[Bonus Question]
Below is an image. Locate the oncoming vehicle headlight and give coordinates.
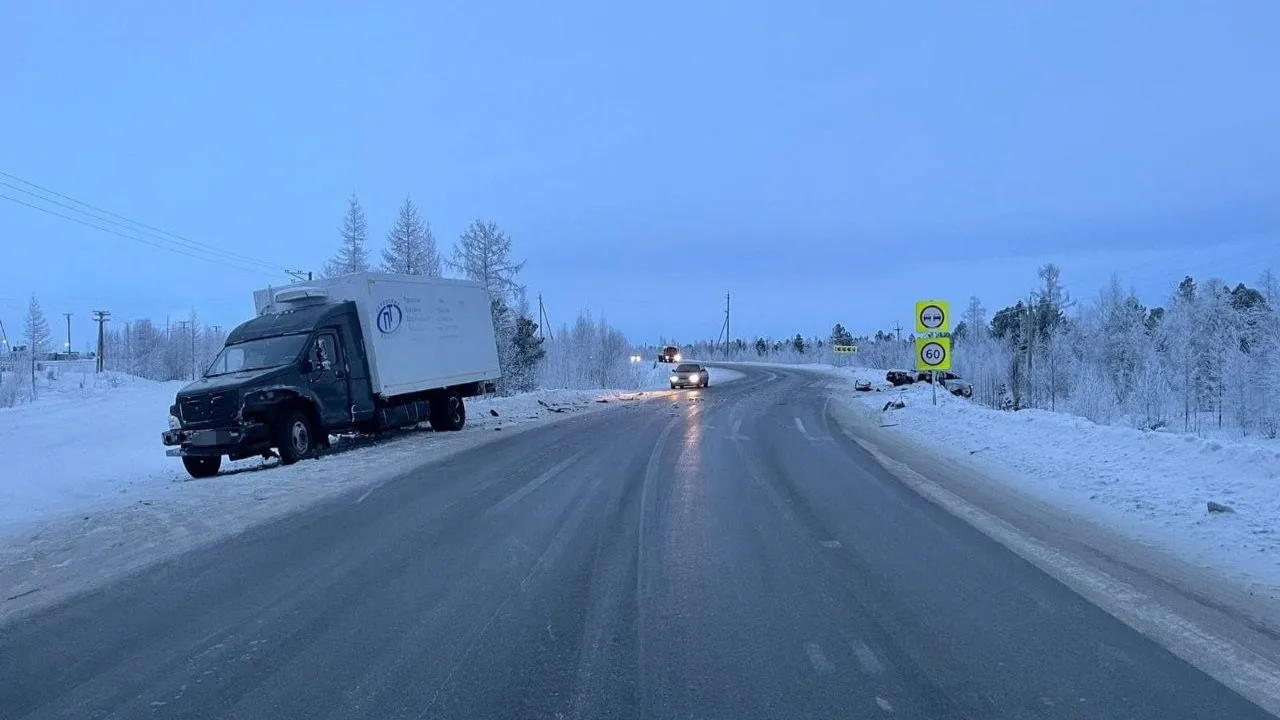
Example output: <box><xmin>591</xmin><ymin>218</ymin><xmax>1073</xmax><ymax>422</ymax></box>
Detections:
<box><xmin>673</xmin><ymin>354</ymin><xmax>682</xmax><ymax>362</ymax></box>
<box><xmin>670</xmin><ymin>375</ymin><xmax>680</xmax><ymax>383</ymax></box>
<box><xmin>168</xmin><ymin>414</ymin><xmax>182</xmax><ymax>429</ymax></box>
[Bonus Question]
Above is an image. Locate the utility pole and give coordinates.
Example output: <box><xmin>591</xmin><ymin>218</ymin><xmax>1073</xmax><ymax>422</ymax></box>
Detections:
<box><xmin>178</xmin><ymin>320</ymin><xmax>194</xmax><ymax>380</ymax></box>
<box><xmin>0</xmin><ymin>318</ymin><xmax>8</xmax><ymax>353</ymax></box>
<box><xmin>716</xmin><ymin>292</ymin><xmax>730</xmax><ymax>356</ymax></box>
<box><xmin>62</xmin><ymin>313</ymin><xmax>72</xmax><ymax>357</ymax></box>
<box><xmin>92</xmin><ymin>310</ymin><xmax>110</xmax><ymax>372</ymax></box>
<box><xmin>538</xmin><ymin>293</ymin><xmax>554</xmax><ymax>341</ymax></box>
<box><xmin>286</xmin><ymin>269</ymin><xmax>313</xmax><ymax>282</ymax></box>
<box><xmin>894</xmin><ymin>322</ymin><xmax>902</xmax><ymax>343</ymax></box>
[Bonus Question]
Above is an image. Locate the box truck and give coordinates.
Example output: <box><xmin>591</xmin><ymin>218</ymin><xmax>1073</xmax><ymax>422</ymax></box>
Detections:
<box><xmin>161</xmin><ymin>272</ymin><xmax>501</xmax><ymax>479</ymax></box>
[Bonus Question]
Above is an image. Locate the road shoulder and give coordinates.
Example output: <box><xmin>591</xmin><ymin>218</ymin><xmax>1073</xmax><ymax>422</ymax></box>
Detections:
<box><xmin>824</xmin><ymin>387</ymin><xmax>1280</xmax><ymax>716</ymax></box>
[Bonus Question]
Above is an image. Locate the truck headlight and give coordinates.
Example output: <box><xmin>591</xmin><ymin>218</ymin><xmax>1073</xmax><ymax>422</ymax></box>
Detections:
<box><xmin>673</xmin><ymin>354</ymin><xmax>682</xmax><ymax>362</ymax></box>
<box><xmin>168</xmin><ymin>414</ymin><xmax>182</xmax><ymax>429</ymax></box>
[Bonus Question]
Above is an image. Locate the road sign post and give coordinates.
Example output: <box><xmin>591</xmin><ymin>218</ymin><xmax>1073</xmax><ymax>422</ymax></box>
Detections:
<box><xmin>914</xmin><ymin>335</ymin><xmax>951</xmax><ymax>407</ymax></box>
<box><xmin>915</xmin><ymin>300</ymin><xmax>952</xmax><ymax>405</ymax></box>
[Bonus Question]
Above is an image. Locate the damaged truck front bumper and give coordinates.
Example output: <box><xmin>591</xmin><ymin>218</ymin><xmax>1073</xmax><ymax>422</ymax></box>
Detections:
<box><xmin>161</xmin><ymin>422</ymin><xmax>270</xmax><ymax>459</ymax></box>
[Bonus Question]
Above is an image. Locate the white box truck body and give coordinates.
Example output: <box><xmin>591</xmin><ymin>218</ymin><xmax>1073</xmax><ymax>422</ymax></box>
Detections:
<box><xmin>253</xmin><ymin>272</ymin><xmax>502</xmax><ymax>398</ymax></box>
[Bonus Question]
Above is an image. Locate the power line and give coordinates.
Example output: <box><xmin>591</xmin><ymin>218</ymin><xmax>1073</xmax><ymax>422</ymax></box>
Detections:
<box><xmin>0</xmin><ymin>180</ymin><xmax>283</xmax><ymax>273</ymax></box>
<box><xmin>0</xmin><ymin>192</ymin><xmax>280</xmax><ymax>278</ymax></box>
<box><xmin>0</xmin><ymin>170</ymin><xmax>287</xmax><ymax>273</ymax></box>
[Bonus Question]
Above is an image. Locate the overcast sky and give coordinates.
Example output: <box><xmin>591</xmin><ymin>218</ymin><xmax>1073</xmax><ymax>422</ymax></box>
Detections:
<box><xmin>3</xmin><ymin>1</ymin><xmax>1278</xmax><ymax>347</ymax></box>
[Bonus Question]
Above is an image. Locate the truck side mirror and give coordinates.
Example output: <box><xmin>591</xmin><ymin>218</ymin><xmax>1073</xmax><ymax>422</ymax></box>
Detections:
<box><xmin>299</xmin><ymin>359</ymin><xmax>314</xmax><ymax>374</ymax></box>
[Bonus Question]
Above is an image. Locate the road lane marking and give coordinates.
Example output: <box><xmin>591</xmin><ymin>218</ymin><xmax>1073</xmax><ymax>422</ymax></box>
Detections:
<box><xmin>489</xmin><ymin>450</ymin><xmax>588</xmax><ymax>514</ymax></box>
<box><xmin>804</xmin><ymin>642</ymin><xmax>834</xmax><ymax>674</ymax></box>
<box><xmin>820</xmin><ymin>540</ymin><xmax>842</xmax><ymax>548</ymax></box>
<box><xmin>875</xmin><ymin>696</ymin><xmax>894</xmax><ymax>712</ymax></box>
<box><xmin>794</xmin><ymin>417</ymin><xmax>812</xmax><ymax>439</ymax></box>
<box><xmin>727</xmin><ymin>419</ymin><xmax>751</xmax><ymax>441</ymax></box>
<box><xmin>850</xmin><ymin>639</ymin><xmax>884</xmax><ymax>675</ymax></box>
<box><xmin>794</xmin><ymin>417</ymin><xmax>831</xmax><ymax>442</ymax></box>
<box><xmin>354</xmin><ymin>488</ymin><xmax>374</xmax><ymax>505</ymax></box>
<box><xmin>855</xmin><ymin>438</ymin><xmax>1280</xmax><ymax>718</ymax></box>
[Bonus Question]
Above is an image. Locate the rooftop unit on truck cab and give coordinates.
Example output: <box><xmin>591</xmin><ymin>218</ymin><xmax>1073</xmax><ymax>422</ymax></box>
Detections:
<box><xmin>162</xmin><ymin>272</ymin><xmax>502</xmax><ymax>479</ymax></box>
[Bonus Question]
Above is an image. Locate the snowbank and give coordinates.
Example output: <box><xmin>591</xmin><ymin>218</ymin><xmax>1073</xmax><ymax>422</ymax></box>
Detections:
<box><xmin>0</xmin><ymin>374</ymin><xmax>656</xmax><ymax>620</ymax></box>
<box><xmin>829</xmin><ymin>370</ymin><xmax>1280</xmax><ymax>592</ymax></box>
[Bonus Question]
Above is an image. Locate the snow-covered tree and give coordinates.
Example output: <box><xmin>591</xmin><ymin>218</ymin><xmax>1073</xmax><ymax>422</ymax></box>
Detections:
<box><xmin>447</xmin><ymin>220</ymin><xmax>531</xmax><ymax>391</ymax></box>
<box><xmin>507</xmin><ymin>315</ymin><xmax>545</xmax><ymax>393</ymax></box>
<box><xmin>830</xmin><ymin>323</ymin><xmax>853</xmax><ymax>346</ymax></box>
<box><xmin>447</xmin><ymin>220</ymin><xmax>525</xmax><ymax>300</ymax></box>
<box><xmin>325</xmin><ymin>194</ymin><xmax>371</xmax><ymax>277</ymax></box>
<box><xmin>23</xmin><ymin>294</ymin><xmax>52</xmax><ymax>398</ymax></box>
<box><xmin>381</xmin><ymin>196</ymin><xmax>441</xmax><ymax>276</ymax></box>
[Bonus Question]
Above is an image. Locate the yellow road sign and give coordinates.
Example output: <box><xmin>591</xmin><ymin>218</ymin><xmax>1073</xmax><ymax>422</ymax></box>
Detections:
<box><xmin>915</xmin><ymin>301</ymin><xmax>950</xmax><ymax>334</ymax></box>
<box><xmin>915</xmin><ymin>337</ymin><xmax>951</xmax><ymax>371</ymax></box>
<box><xmin>833</xmin><ymin>344</ymin><xmax>858</xmax><ymax>354</ymax></box>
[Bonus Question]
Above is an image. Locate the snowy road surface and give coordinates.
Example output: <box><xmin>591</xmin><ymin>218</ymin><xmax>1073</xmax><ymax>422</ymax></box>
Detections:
<box><xmin>2</xmin><ymin>366</ymin><xmax>1273</xmax><ymax>719</ymax></box>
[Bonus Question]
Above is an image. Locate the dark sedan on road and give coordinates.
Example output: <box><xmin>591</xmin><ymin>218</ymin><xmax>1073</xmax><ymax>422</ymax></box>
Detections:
<box><xmin>669</xmin><ymin>363</ymin><xmax>709</xmax><ymax>389</ymax></box>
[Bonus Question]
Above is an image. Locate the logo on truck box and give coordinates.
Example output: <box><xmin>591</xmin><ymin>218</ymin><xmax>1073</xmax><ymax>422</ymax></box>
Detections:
<box><xmin>376</xmin><ymin>300</ymin><xmax>404</xmax><ymax>336</ymax></box>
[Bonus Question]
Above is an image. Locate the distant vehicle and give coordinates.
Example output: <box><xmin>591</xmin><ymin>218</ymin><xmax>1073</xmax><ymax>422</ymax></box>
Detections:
<box><xmin>669</xmin><ymin>363</ymin><xmax>710</xmax><ymax>389</ymax></box>
<box><xmin>161</xmin><ymin>272</ymin><xmax>501</xmax><ymax>479</ymax></box>
<box><xmin>886</xmin><ymin>370</ymin><xmax>915</xmax><ymax>386</ymax></box>
<box><xmin>658</xmin><ymin>345</ymin><xmax>682</xmax><ymax>363</ymax></box>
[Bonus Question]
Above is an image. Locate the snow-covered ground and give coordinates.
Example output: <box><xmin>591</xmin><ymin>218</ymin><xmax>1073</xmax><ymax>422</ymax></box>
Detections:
<box><xmin>819</xmin><ymin>366</ymin><xmax>1280</xmax><ymax>593</ymax></box>
<box><xmin>0</xmin><ymin>368</ymin><xmax>693</xmax><ymax>620</ymax></box>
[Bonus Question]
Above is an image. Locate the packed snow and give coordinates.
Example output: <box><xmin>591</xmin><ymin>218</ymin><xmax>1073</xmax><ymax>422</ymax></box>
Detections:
<box><xmin>819</xmin><ymin>366</ymin><xmax>1280</xmax><ymax>593</ymax></box>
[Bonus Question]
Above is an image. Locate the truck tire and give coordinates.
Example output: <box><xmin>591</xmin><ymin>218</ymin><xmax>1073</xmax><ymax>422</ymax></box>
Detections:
<box><xmin>429</xmin><ymin>391</ymin><xmax>466</xmax><ymax>432</ymax></box>
<box><xmin>275</xmin><ymin>409</ymin><xmax>314</xmax><ymax>465</ymax></box>
<box><xmin>182</xmin><ymin>455</ymin><xmax>221</xmax><ymax>479</ymax></box>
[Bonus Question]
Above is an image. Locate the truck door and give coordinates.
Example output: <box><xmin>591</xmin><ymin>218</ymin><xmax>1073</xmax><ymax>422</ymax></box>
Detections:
<box><xmin>307</xmin><ymin>331</ymin><xmax>351</xmax><ymax>428</ymax></box>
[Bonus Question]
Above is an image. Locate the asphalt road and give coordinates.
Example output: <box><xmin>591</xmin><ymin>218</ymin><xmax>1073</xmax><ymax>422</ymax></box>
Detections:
<box><xmin>1</xmin><ymin>366</ymin><xmax>1271</xmax><ymax>719</ymax></box>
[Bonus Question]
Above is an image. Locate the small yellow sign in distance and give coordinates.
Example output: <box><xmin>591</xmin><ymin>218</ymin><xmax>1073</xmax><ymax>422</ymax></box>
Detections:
<box><xmin>915</xmin><ymin>300</ymin><xmax>950</xmax><ymax>334</ymax></box>
<box><xmin>915</xmin><ymin>337</ymin><xmax>951</xmax><ymax>371</ymax></box>
<box><xmin>833</xmin><ymin>344</ymin><xmax>858</xmax><ymax>354</ymax></box>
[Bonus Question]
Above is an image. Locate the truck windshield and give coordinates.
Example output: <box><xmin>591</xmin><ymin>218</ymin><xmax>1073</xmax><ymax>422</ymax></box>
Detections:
<box><xmin>205</xmin><ymin>334</ymin><xmax>309</xmax><ymax>377</ymax></box>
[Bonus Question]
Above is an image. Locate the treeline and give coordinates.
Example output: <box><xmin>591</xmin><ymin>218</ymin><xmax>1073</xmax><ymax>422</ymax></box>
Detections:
<box><xmin>321</xmin><ymin>195</ymin><xmax>646</xmax><ymax>394</ymax></box>
<box><xmin>952</xmin><ymin>266</ymin><xmax>1280</xmax><ymax>437</ymax></box>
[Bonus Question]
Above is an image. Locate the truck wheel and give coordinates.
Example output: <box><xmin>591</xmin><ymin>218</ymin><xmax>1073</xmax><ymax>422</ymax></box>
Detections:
<box><xmin>275</xmin><ymin>409</ymin><xmax>314</xmax><ymax>465</ymax></box>
<box><xmin>182</xmin><ymin>455</ymin><xmax>221</xmax><ymax>479</ymax></box>
<box><xmin>429</xmin><ymin>391</ymin><xmax>466</xmax><ymax>432</ymax></box>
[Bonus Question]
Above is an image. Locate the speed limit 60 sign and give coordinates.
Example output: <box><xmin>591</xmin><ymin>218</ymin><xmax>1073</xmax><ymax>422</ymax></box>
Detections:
<box><xmin>915</xmin><ymin>301</ymin><xmax>950</xmax><ymax>334</ymax></box>
<box><xmin>915</xmin><ymin>337</ymin><xmax>951</xmax><ymax>371</ymax></box>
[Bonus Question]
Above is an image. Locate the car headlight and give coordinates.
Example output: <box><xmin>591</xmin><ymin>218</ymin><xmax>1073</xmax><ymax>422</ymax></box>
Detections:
<box><xmin>670</xmin><ymin>375</ymin><xmax>680</xmax><ymax>383</ymax></box>
<box><xmin>168</xmin><ymin>414</ymin><xmax>182</xmax><ymax>429</ymax></box>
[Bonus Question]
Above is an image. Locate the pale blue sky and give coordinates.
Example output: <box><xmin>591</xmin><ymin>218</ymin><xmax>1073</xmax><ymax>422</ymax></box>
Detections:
<box><xmin>3</xmin><ymin>1</ymin><xmax>1278</xmax><ymax>346</ymax></box>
